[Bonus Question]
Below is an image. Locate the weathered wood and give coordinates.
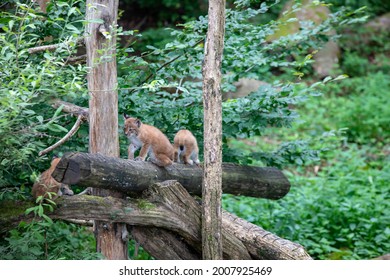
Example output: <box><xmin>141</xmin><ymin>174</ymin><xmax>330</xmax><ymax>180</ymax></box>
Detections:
<box><xmin>85</xmin><ymin>0</ymin><xmax>127</xmax><ymax>260</ymax></box>
<box><xmin>130</xmin><ymin>227</ymin><xmax>200</xmax><ymax>260</ymax></box>
<box><xmin>202</xmin><ymin>0</ymin><xmax>226</xmax><ymax>260</ymax></box>
<box><xmin>143</xmin><ymin>181</ymin><xmax>251</xmax><ymax>260</ymax></box>
<box><xmin>222</xmin><ymin>211</ymin><xmax>312</xmax><ymax>260</ymax></box>
<box><xmin>0</xmin><ymin>181</ymin><xmax>310</xmax><ymax>259</ymax></box>
<box><xmin>52</xmin><ymin>152</ymin><xmax>291</xmax><ymax>199</ymax></box>
<box><xmin>51</xmin><ymin>99</ymin><xmax>88</xmax><ymax>121</ymax></box>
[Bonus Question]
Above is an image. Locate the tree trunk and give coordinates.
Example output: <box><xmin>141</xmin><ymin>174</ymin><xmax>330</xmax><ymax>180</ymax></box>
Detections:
<box><xmin>36</xmin><ymin>0</ymin><xmax>50</xmax><ymax>13</ymax></box>
<box><xmin>0</xmin><ymin>181</ymin><xmax>312</xmax><ymax>260</ymax></box>
<box><xmin>202</xmin><ymin>0</ymin><xmax>226</xmax><ymax>260</ymax></box>
<box><xmin>85</xmin><ymin>0</ymin><xmax>127</xmax><ymax>259</ymax></box>
<box><xmin>52</xmin><ymin>152</ymin><xmax>291</xmax><ymax>199</ymax></box>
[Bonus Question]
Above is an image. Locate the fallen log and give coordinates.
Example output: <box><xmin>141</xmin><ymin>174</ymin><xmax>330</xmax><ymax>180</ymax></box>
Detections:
<box><xmin>52</xmin><ymin>152</ymin><xmax>290</xmax><ymax>199</ymax></box>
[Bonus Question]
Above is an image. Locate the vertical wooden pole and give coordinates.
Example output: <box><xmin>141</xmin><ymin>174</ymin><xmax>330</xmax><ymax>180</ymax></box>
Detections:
<box><xmin>202</xmin><ymin>0</ymin><xmax>226</xmax><ymax>260</ymax></box>
<box><xmin>85</xmin><ymin>0</ymin><xmax>128</xmax><ymax>259</ymax></box>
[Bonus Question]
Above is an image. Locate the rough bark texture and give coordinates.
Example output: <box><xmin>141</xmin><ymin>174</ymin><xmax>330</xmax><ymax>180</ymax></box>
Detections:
<box><xmin>36</xmin><ymin>0</ymin><xmax>50</xmax><ymax>13</ymax></box>
<box><xmin>202</xmin><ymin>0</ymin><xmax>226</xmax><ymax>260</ymax></box>
<box><xmin>52</xmin><ymin>152</ymin><xmax>291</xmax><ymax>199</ymax></box>
<box><xmin>85</xmin><ymin>0</ymin><xmax>127</xmax><ymax>260</ymax></box>
<box><xmin>0</xmin><ymin>181</ymin><xmax>312</xmax><ymax>260</ymax></box>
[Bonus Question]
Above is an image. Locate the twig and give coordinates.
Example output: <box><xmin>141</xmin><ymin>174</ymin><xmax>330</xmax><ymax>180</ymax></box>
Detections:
<box><xmin>51</xmin><ymin>99</ymin><xmax>89</xmax><ymax>121</ymax></box>
<box><xmin>64</xmin><ymin>219</ymin><xmax>93</xmax><ymax>227</ymax></box>
<box><xmin>28</xmin><ymin>37</ymin><xmax>84</xmax><ymax>54</ymax></box>
<box><xmin>65</xmin><ymin>54</ymin><xmax>87</xmax><ymax>65</ymax></box>
<box><xmin>38</xmin><ymin>115</ymin><xmax>84</xmax><ymax>156</ymax></box>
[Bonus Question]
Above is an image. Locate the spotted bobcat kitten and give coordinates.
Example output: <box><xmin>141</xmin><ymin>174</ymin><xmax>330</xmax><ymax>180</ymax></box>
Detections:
<box><xmin>173</xmin><ymin>129</ymin><xmax>200</xmax><ymax>165</ymax></box>
<box><xmin>123</xmin><ymin>114</ymin><xmax>174</xmax><ymax>167</ymax></box>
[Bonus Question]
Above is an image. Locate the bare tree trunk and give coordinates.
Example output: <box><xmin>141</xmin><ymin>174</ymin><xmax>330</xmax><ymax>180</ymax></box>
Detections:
<box><xmin>202</xmin><ymin>0</ymin><xmax>226</xmax><ymax>260</ymax></box>
<box><xmin>36</xmin><ymin>0</ymin><xmax>50</xmax><ymax>13</ymax></box>
<box><xmin>85</xmin><ymin>0</ymin><xmax>128</xmax><ymax>259</ymax></box>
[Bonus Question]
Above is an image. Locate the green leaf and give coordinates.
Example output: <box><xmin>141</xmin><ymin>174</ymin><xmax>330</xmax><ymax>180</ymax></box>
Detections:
<box><xmin>53</xmin><ymin>104</ymin><xmax>64</xmax><ymax>119</ymax></box>
<box><xmin>332</xmin><ymin>74</ymin><xmax>349</xmax><ymax>82</ymax></box>
<box><xmin>38</xmin><ymin>205</ymin><xmax>44</xmax><ymax>217</ymax></box>
<box><xmin>42</xmin><ymin>214</ymin><xmax>53</xmax><ymax>223</ymax></box>
<box><xmin>65</xmin><ymin>24</ymin><xmax>80</xmax><ymax>33</ymax></box>
<box><xmin>47</xmin><ymin>123</ymin><xmax>68</xmax><ymax>133</ymax></box>
<box><xmin>323</xmin><ymin>76</ymin><xmax>332</xmax><ymax>83</ymax></box>
<box><xmin>25</xmin><ymin>207</ymin><xmax>36</xmax><ymax>215</ymax></box>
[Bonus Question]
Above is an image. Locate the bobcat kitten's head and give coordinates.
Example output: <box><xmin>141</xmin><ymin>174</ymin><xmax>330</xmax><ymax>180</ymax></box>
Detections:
<box><xmin>123</xmin><ymin>114</ymin><xmax>142</xmax><ymax>138</ymax></box>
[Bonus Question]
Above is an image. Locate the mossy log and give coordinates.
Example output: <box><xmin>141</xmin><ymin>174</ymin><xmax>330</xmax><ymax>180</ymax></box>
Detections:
<box><xmin>0</xmin><ymin>181</ymin><xmax>311</xmax><ymax>259</ymax></box>
<box><xmin>52</xmin><ymin>152</ymin><xmax>290</xmax><ymax>199</ymax></box>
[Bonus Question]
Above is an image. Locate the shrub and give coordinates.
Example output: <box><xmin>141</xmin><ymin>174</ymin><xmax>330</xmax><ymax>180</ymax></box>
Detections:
<box><xmin>223</xmin><ymin>145</ymin><xmax>390</xmax><ymax>260</ymax></box>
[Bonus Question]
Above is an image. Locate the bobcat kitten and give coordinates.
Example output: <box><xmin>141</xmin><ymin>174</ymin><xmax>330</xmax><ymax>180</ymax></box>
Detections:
<box><xmin>173</xmin><ymin>129</ymin><xmax>200</xmax><ymax>165</ymax></box>
<box><xmin>123</xmin><ymin>114</ymin><xmax>174</xmax><ymax>167</ymax></box>
<box><xmin>127</xmin><ymin>142</ymin><xmax>138</xmax><ymax>160</ymax></box>
<box><xmin>32</xmin><ymin>156</ymin><xmax>74</xmax><ymax>200</ymax></box>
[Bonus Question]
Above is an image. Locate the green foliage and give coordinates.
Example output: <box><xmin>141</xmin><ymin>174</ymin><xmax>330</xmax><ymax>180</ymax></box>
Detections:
<box><xmin>223</xmin><ymin>145</ymin><xmax>390</xmax><ymax>260</ymax></box>
<box><xmin>118</xmin><ymin>0</ymin><xmax>362</xmax><ymax>164</ymax></box>
<box><xmin>338</xmin><ymin>22</ymin><xmax>390</xmax><ymax>77</ymax></box>
<box><xmin>0</xmin><ymin>220</ymin><xmax>102</xmax><ymax>260</ymax></box>
<box><xmin>327</xmin><ymin>0</ymin><xmax>390</xmax><ymax>16</ymax></box>
<box><xmin>0</xmin><ymin>1</ymin><xmax>88</xmax><ymax>188</ymax></box>
<box><xmin>299</xmin><ymin>72</ymin><xmax>390</xmax><ymax>144</ymax></box>
<box><xmin>119</xmin><ymin>0</ymin><xmax>208</xmax><ymax>26</ymax></box>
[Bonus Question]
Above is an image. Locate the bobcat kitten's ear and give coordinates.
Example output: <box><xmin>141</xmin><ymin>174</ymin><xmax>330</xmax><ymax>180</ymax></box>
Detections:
<box><xmin>135</xmin><ymin>119</ymin><xmax>142</xmax><ymax>128</ymax></box>
<box><xmin>123</xmin><ymin>113</ymin><xmax>129</xmax><ymax>120</ymax></box>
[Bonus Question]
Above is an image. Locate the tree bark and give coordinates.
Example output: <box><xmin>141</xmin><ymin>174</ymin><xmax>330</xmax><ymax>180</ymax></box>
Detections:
<box><xmin>52</xmin><ymin>152</ymin><xmax>291</xmax><ymax>199</ymax></box>
<box><xmin>36</xmin><ymin>0</ymin><xmax>50</xmax><ymax>13</ymax></box>
<box><xmin>202</xmin><ymin>0</ymin><xmax>226</xmax><ymax>260</ymax></box>
<box><xmin>0</xmin><ymin>181</ymin><xmax>311</xmax><ymax>260</ymax></box>
<box><xmin>85</xmin><ymin>0</ymin><xmax>127</xmax><ymax>259</ymax></box>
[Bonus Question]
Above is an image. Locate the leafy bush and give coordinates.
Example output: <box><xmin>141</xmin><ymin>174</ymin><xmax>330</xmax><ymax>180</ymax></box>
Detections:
<box><xmin>0</xmin><ymin>220</ymin><xmax>102</xmax><ymax>260</ymax></box>
<box><xmin>0</xmin><ymin>1</ymin><xmax>88</xmax><ymax>188</ymax></box>
<box><xmin>298</xmin><ymin>72</ymin><xmax>390</xmax><ymax>144</ymax></box>
<box><xmin>223</xmin><ymin>145</ymin><xmax>390</xmax><ymax>260</ymax></box>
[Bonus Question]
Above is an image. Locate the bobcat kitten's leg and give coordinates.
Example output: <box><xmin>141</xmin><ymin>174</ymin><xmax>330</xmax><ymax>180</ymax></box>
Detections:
<box><xmin>173</xmin><ymin>143</ymin><xmax>180</xmax><ymax>163</ymax></box>
<box><xmin>192</xmin><ymin>148</ymin><xmax>200</xmax><ymax>166</ymax></box>
<box><xmin>128</xmin><ymin>143</ymin><xmax>138</xmax><ymax>160</ymax></box>
<box><xmin>135</xmin><ymin>143</ymin><xmax>150</xmax><ymax>161</ymax></box>
<box><xmin>151</xmin><ymin>153</ymin><xmax>173</xmax><ymax>167</ymax></box>
<box><xmin>182</xmin><ymin>146</ymin><xmax>193</xmax><ymax>165</ymax></box>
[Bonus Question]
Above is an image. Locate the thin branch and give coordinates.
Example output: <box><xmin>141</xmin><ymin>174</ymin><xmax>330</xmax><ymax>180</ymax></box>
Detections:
<box><xmin>65</xmin><ymin>54</ymin><xmax>87</xmax><ymax>65</ymax></box>
<box><xmin>38</xmin><ymin>115</ymin><xmax>84</xmax><ymax>156</ymax></box>
<box><xmin>51</xmin><ymin>99</ymin><xmax>89</xmax><ymax>121</ymax></box>
<box><xmin>28</xmin><ymin>37</ymin><xmax>84</xmax><ymax>54</ymax></box>
<box><xmin>64</xmin><ymin>219</ymin><xmax>93</xmax><ymax>227</ymax></box>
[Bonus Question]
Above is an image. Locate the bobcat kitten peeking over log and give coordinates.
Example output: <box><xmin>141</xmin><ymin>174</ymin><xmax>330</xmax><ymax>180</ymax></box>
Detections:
<box><xmin>32</xmin><ymin>156</ymin><xmax>74</xmax><ymax>200</ymax></box>
<box><xmin>123</xmin><ymin>114</ymin><xmax>174</xmax><ymax>167</ymax></box>
<box><xmin>173</xmin><ymin>129</ymin><xmax>200</xmax><ymax>165</ymax></box>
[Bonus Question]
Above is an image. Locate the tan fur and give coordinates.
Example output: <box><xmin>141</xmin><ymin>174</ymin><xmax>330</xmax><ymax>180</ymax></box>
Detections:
<box><xmin>123</xmin><ymin>115</ymin><xmax>174</xmax><ymax>167</ymax></box>
<box><xmin>173</xmin><ymin>129</ymin><xmax>200</xmax><ymax>165</ymax></box>
<box><xmin>32</xmin><ymin>157</ymin><xmax>74</xmax><ymax>200</ymax></box>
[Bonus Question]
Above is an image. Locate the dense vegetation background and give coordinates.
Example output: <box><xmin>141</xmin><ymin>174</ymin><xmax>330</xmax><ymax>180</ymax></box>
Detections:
<box><xmin>0</xmin><ymin>0</ymin><xmax>388</xmax><ymax>260</ymax></box>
